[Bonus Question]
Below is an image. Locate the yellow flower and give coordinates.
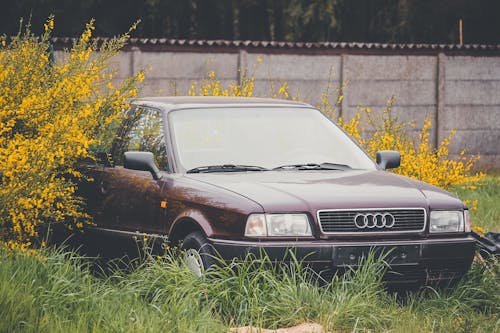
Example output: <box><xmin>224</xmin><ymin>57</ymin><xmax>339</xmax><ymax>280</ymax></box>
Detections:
<box><xmin>136</xmin><ymin>71</ymin><xmax>145</xmax><ymax>83</ymax></box>
<box><xmin>472</xmin><ymin>225</ymin><xmax>485</xmax><ymax>233</ymax></box>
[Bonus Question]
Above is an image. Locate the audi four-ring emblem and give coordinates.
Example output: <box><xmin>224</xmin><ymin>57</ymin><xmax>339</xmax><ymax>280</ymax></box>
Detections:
<box><xmin>354</xmin><ymin>213</ymin><xmax>396</xmax><ymax>229</ymax></box>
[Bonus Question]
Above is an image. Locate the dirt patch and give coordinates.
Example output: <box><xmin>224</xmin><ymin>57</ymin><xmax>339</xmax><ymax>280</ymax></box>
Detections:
<box><xmin>231</xmin><ymin>323</ymin><xmax>332</xmax><ymax>333</ymax></box>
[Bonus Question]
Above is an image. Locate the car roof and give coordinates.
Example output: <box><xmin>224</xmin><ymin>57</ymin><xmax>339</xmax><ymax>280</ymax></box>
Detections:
<box><xmin>132</xmin><ymin>96</ymin><xmax>312</xmax><ymax>111</ymax></box>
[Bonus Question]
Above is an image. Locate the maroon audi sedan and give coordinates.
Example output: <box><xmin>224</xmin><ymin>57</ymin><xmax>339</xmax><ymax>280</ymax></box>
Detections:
<box><xmin>79</xmin><ymin>96</ymin><xmax>475</xmax><ymax>286</ymax></box>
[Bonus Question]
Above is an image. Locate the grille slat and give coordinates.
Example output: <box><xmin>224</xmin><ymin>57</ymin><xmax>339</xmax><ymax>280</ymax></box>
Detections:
<box><xmin>318</xmin><ymin>208</ymin><xmax>426</xmax><ymax>234</ymax></box>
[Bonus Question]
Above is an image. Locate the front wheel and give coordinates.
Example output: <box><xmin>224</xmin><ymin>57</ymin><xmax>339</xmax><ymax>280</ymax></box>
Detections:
<box><xmin>181</xmin><ymin>231</ymin><xmax>216</xmax><ymax>277</ymax></box>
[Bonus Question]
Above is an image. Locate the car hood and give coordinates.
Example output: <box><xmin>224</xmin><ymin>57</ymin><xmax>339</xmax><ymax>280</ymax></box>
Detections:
<box><xmin>186</xmin><ymin>170</ymin><xmax>465</xmax><ymax>213</ymax></box>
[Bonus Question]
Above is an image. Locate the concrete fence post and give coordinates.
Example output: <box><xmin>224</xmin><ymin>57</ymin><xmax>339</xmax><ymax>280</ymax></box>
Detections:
<box><xmin>237</xmin><ymin>50</ymin><xmax>248</xmax><ymax>86</ymax></box>
<box><xmin>339</xmin><ymin>54</ymin><xmax>346</xmax><ymax>119</ymax></box>
<box><xmin>130</xmin><ymin>46</ymin><xmax>140</xmax><ymax>77</ymax></box>
<box><xmin>436</xmin><ymin>53</ymin><xmax>446</xmax><ymax>148</ymax></box>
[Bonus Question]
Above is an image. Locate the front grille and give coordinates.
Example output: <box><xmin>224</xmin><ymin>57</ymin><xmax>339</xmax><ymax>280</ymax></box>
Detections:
<box><xmin>318</xmin><ymin>208</ymin><xmax>426</xmax><ymax>234</ymax></box>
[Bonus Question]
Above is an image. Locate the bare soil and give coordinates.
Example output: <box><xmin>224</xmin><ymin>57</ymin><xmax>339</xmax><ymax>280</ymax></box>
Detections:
<box><xmin>231</xmin><ymin>323</ymin><xmax>333</xmax><ymax>333</ymax></box>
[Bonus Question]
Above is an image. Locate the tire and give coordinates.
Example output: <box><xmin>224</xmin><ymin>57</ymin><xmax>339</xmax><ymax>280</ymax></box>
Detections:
<box><xmin>181</xmin><ymin>231</ymin><xmax>216</xmax><ymax>277</ymax></box>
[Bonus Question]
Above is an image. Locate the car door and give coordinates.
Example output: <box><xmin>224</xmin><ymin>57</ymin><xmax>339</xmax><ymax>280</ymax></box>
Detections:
<box><xmin>93</xmin><ymin>105</ymin><xmax>170</xmax><ymax>234</ymax></box>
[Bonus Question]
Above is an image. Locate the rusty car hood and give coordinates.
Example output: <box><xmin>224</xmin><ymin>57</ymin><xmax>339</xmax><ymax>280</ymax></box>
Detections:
<box><xmin>185</xmin><ymin>170</ymin><xmax>464</xmax><ymax>213</ymax></box>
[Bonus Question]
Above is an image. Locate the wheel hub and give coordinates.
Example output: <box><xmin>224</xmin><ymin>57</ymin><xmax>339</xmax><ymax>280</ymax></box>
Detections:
<box><xmin>183</xmin><ymin>249</ymin><xmax>204</xmax><ymax>277</ymax></box>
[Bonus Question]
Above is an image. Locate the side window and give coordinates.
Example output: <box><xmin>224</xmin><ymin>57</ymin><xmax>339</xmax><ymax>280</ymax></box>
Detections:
<box><xmin>113</xmin><ymin>107</ymin><xmax>169</xmax><ymax>170</ymax></box>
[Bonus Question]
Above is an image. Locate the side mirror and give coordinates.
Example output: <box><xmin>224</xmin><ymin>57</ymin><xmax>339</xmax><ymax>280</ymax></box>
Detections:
<box><xmin>376</xmin><ymin>150</ymin><xmax>401</xmax><ymax>170</ymax></box>
<box><xmin>124</xmin><ymin>151</ymin><xmax>161</xmax><ymax>180</ymax></box>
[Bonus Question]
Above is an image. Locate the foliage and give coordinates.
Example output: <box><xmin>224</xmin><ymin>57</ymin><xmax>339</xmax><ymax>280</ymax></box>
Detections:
<box><xmin>338</xmin><ymin>96</ymin><xmax>485</xmax><ymax>191</ymax></box>
<box><xmin>188</xmin><ymin>70</ymin><xmax>255</xmax><ymax>97</ymax></box>
<box><xmin>452</xmin><ymin>175</ymin><xmax>500</xmax><ymax>232</ymax></box>
<box><xmin>187</xmin><ymin>59</ymin><xmax>292</xmax><ymax>100</ymax></box>
<box><xmin>285</xmin><ymin>0</ymin><xmax>339</xmax><ymax>41</ymax></box>
<box><xmin>2</xmin><ymin>0</ymin><xmax>500</xmax><ymax>44</ymax></box>
<box><xmin>1</xmin><ymin>246</ymin><xmax>498</xmax><ymax>332</ymax></box>
<box><xmin>0</xmin><ymin>18</ymin><xmax>144</xmax><ymax>247</ymax></box>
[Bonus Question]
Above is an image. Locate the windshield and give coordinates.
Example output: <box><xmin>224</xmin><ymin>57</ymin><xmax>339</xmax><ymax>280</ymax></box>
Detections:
<box><xmin>169</xmin><ymin>107</ymin><xmax>376</xmax><ymax>171</ymax></box>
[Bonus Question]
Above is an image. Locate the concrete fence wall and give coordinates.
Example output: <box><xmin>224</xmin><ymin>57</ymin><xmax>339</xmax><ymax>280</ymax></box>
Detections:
<box><xmin>71</xmin><ymin>46</ymin><xmax>500</xmax><ymax>169</ymax></box>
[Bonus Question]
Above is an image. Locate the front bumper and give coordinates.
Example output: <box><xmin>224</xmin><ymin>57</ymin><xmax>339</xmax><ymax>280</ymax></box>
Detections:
<box><xmin>209</xmin><ymin>236</ymin><xmax>476</xmax><ymax>285</ymax></box>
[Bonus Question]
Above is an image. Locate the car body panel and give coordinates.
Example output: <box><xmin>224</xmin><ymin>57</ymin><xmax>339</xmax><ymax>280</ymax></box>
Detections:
<box><xmin>185</xmin><ymin>170</ymin><xmax>456</xmax><ymax>212</ymax></box>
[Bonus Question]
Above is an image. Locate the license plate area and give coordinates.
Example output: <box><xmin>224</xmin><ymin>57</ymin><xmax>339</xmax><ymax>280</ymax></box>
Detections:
<box><xmin>333</xmin><ymin>244</ymin><xmax>421</xmax><ymax>267</ymax></box>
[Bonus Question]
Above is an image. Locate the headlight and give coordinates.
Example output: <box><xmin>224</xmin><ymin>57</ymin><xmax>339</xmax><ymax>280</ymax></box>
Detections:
<box><xmin>245</xmin><ymin>213</ymin><xmax>312</xmax><ymax>237</ymax></box>
<box><xmin>429</xmin><ymin>210</ymin><xmax>464</xmax><ymax>233</ymax></box>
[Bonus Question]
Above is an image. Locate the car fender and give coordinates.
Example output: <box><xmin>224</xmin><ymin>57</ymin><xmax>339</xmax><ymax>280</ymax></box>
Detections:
<box><xmin>168</xmin><ymin>209</ymin><xmax>215</xmax><ymax>242</ymax></box>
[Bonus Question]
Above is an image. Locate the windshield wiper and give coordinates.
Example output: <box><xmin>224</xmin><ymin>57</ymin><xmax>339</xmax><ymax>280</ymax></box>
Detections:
<box><xmin>272</xmin><ymin>162</ymin><xmax>351</xmax><ymax>171</ymax></box>
<box><xmin>187</xmin><ymin>164</ymin><xmax>270</xmax><ymax>173</ymax></box>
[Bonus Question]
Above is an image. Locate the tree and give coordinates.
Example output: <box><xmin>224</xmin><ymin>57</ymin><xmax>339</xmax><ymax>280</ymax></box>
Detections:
<box><xmin>0</xmin><ymin>0</ymin><xmax>498</xmax><ymax>43</ymax></box>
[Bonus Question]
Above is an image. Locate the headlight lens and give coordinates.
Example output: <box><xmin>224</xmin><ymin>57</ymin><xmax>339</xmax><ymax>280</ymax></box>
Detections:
<box><xmin>245</xmin><ymin>213</ymin><xmax>312</xmax><ymax>237</ymax></box>
<box><xmin>429</xmin><ymin>210</ymin><xmax>464</xmax><ymax>233</ymax></box>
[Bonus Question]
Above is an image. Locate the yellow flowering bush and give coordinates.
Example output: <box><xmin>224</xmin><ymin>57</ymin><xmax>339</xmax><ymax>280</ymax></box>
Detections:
<box><xmin>187</xmin><ymin>63</ymin><xmax>291</xmax><ymax>99</ymax></box>
<box><xmin>0</xmin><ymin>18</ymin><xmax>144</xmax><ymax>247</ymax></box>
<box><xmin>338</xmin><ymin>97</ymin><xmax>484</xmax><ymax>191</ymax></box>
<box><xmin>188</xmin><ymin>69</ymin><xmax>256</xmax><ymax>97</ymax></box>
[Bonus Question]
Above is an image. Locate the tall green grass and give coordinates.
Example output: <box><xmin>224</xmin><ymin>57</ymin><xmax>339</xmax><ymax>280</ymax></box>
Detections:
<box><xmin>1</xmin><ymin>246</ymin><xmax>498</xmax><ymax>333</ymax></box>
<box><xmin>453</xmin><ymin>175</ymin><xmax>500</xmax><ymax>232</ymax></box>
